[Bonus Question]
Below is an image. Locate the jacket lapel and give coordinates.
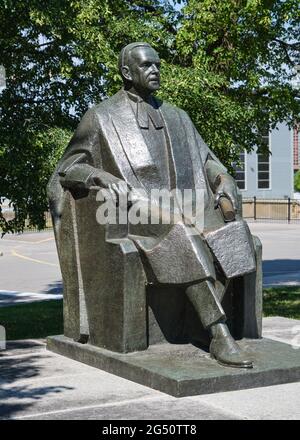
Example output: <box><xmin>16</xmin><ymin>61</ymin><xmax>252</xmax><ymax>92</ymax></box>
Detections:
<box><xmin>102</xmin><ymin>91</ymin><xmax>207</xmax><ymax>195</ymax></box>
<box><xmin>160</xmin><ymin>103</ymin><xmax>196</xmax><ymax>192</ymax></box>
<box><xmin>110</xmin><ymin>91</ymin><xmax>154</xmax><ymax>182</ymax></box>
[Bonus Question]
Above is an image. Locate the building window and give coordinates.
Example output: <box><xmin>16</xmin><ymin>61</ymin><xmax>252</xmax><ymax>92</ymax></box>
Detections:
<box><xmin>257</xmin><ymin>131</ymin><xmax>271</xmax><ymax>189</ymax></box>
<box><xmin>234</xmin><ymin>151</ymin><xmax>246</xmax><ymax>190</ymax></box>
<box><xmin>294</xmin><ymin>125</ymin><xmax>299</xmax><ymax>171</ymax></box>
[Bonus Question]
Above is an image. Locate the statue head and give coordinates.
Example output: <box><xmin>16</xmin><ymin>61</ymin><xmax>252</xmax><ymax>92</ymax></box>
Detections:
<box><xmin>119</xmin><ymin>42</ymin><xmax>161</xmax><ymax>97</ymax></box>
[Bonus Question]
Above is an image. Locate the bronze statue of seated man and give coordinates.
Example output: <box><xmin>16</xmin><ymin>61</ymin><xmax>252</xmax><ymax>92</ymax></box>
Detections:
<box><xmin>48</xmin><ymin>42</ymin><xmax>261</xmax><ymax>369</ymax></box>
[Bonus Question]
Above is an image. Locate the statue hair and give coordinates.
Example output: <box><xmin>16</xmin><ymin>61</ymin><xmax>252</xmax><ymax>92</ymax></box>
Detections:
<box><xmin>118</xmin><ymin>42</ymin><xmax>152</xmax><ymax>85</ymax></box>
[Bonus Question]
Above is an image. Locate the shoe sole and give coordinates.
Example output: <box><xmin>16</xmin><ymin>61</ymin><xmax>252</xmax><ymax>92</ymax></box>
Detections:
<box><xmin>211</xmin><ymin>354</ymin><xmax>253</xmax><ymax>369</ymax></box>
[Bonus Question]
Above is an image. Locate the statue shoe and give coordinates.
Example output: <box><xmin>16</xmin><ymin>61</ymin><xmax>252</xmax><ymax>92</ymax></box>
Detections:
<box><xmin>209</xmin><ymin>323</ymin><xmax>253</xmax><ymax>369</ymax></box>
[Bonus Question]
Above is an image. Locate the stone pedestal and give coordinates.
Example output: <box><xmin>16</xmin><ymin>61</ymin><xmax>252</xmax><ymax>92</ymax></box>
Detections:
<box><xmin>47</xmin><ymin>335</ymin><xmax>300</xmax><ymax>397</ymax></box>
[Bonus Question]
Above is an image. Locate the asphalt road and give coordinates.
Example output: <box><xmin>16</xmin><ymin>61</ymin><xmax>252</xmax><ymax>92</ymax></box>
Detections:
<box><xmin>0</xmin><ymin>222</ymin><xmax>299</xmax><ymax>305</ymax></box>
<box><xmin>249</xmin><ymin>222</ymin><xmax>300</xmax><ymax>286</ymax></box>
<box><xmin>0</xmin><ymin>231</ymin><xmax>61</xmax><ymax>305</ymax></box>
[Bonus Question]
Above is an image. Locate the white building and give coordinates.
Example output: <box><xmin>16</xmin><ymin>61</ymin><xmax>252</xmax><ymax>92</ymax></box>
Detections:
<box><xmin>235</xmin><ymin>123</ymin><xmax>294</xmax><ymax>199</ymax></box>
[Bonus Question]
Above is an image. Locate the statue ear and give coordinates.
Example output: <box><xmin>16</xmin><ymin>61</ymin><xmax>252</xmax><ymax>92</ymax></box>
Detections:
<box><xmin>121</xmin><ymin>65</ymin><xmax>132</xmax><ymax>82</ymax></box>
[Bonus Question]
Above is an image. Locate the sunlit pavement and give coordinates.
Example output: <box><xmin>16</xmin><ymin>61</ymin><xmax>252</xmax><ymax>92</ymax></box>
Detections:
<box><xmin>0</xmin><ymin>231</ymin><xmax>62</xmax><ymax>306</ymax></box>
<box><xmin>249</xmin><ymin>222</ymin><xmax>300</xmax><ymax>286</ymax></box>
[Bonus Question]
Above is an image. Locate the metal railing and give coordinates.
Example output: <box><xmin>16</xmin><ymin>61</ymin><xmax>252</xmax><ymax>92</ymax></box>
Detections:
<box><xmin>0</xmin><ymin>211</ymin><xmax>53</xmax><ymax>233</ymax></box>
<box><xmin>242</xmin><ymin>197</ymin><xmax>300</xmax><ymax>223</ymax></box>
<box><xmin>24</xmin><ymin>211</ymin><xmax>53</xmax><ymax>231</ymax></box>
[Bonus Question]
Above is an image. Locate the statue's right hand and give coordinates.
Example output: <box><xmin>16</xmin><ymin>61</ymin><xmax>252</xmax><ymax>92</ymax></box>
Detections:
<box><xmin>108</xmin><ymin>181</ymin><xmax>131</xmax><ymax>203</ymax></box>
<box><xmin>91</xmin><ymin>170</ymin><xmax>121</xmax><ymax>188</ymax></box>
<box><xmin>128</xmin><ymin>187</ymin><xmax>149</xmax><ymax>205</ymax></box>
<box><xmin>92</xmin><ymin>170</ymin><xmax>132</xmax><ymax>204</ymax></box>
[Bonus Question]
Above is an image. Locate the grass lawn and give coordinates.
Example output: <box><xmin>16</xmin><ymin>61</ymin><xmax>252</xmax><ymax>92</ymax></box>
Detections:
<box><xmin>263</xmin><ymin>286</ymin><xmax>300</xmax><ymax>320</ymax></box>
<box><xmin>0</xmin><ymin>300</ymin><xmax>63</xmax><ymax>340</ymax></box>
<box><xmin>0</xmin><ymin>287</ymin><xmax>299</xmax><ymax>340</ymax></box>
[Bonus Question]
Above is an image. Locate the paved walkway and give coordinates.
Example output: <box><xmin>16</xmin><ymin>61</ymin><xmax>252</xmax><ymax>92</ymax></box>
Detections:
<box><xmin>249</xmin><ymin>222</ymin><xmax>300</xmax><ymax>286</ymax></box>
<box><xmin>0</xmin><ymin>317</ymin><xmax>299</xmax><ymax>420</ymax></box>
<box><xmin>0</xmin><ymin>231</ymin><xmax>62</xmax><ymax>306</ymax></box>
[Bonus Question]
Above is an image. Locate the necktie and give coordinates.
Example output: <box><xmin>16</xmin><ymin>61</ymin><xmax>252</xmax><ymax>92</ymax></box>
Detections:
<box><xmin>126</xmin><ymin>91</ymin><xmax>164</xmax><ymax>129</ymax></box>
<box><xmin>136</xmin><ymin>99</ymin><xmax>164</xmax><ymax>130</ymax></box>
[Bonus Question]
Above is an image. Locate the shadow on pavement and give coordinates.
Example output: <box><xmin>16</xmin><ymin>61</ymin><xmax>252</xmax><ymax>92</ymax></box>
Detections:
<box><xmin>262</xmin><ymin>259</ymin><xmax>300</xmax><ymax>286</ymax></box>
<box><xmin>263</xmin><ymin>260</ymin><xmax>300</xmax><ymax>275</ymax></box>
<box><xmin>42</xmin><ymin>280</ymin><xmax>63</xmax><ymax>295</ymax></box>
<box><xmin>0</xmin><ymin>341</ymin><xmax>73</xmax><ymax>419</ymax></box>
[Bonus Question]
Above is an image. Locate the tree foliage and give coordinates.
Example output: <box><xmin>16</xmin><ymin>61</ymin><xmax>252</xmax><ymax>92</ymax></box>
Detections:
<box><xmin>0</xmin><ymin>0</ymin><xmax>299</xmax><ymax>232</ymax></box>
<box><xmin>295</xmin><ymin>170</ymin><xmax>300</xmax><ymax>192</ymax></box>
<box><xmin>162</xmin><ymin>0</ymin><xmax>300</xmax><ymax>164</ymax></box>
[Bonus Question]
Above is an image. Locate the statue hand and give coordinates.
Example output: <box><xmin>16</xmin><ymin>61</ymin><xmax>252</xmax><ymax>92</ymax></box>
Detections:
<box><xmin>92</xmin><ymin>170</ymin><xmax>131</xmax><ymax>205</ymax></box>
<box><xmin>92</xmin><ymin>170</ymin><xmax>123</xmax><ymax>188</ymax></box>
<box><xmin>214</xmin><ymin>174</ymin><xmax>238</xmax><ymax>212</ymax></box>
<box><xmin>128</xmin><ymin>188</ymin><xmax>149</xmax><ymax>206</ymax></box>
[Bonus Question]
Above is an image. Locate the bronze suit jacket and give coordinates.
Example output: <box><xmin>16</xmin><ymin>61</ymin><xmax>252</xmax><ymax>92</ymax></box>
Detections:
<box><xmin>48</xmin><ymin>89</ymin><xmax>254</xmax><ymax>284</ymax></box>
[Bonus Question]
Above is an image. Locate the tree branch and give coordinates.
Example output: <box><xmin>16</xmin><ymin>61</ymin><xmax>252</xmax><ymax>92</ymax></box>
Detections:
<box><xmin>274</xmin><ymin>39</ymin><xmax>300</xmax><ymax>50</ymax></box>
<box><xmin>274</xmin><ymin>38</ymin><xmax>300</xmax><ymax>66</ymax></box>
<box><xmin>36</xmin><ymin>40</ymin><xmax>55</xmax><ymax>48</ymax></box>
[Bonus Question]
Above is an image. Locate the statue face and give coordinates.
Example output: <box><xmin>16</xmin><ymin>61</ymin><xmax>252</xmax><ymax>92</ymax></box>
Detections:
<box><xmin>127</xmin><ymin>46</ymin><xmax>161</xmax><ymax>94</ymax></box>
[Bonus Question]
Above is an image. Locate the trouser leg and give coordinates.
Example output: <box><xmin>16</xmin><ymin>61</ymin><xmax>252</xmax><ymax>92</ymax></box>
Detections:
<box><xmin>185</xmin><ymin>279</ymin><xmax>226</xmax><ymax>329</ymax></box>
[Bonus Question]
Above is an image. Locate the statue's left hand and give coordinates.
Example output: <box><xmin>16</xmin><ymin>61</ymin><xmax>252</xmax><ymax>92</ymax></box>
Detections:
<box><xmin>214</xmin><ymin>174</ymin><xmax>238</xmax><ymax>212</ymax></box>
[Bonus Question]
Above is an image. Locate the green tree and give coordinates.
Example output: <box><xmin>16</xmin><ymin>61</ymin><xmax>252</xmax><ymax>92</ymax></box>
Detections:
<box><xmin>0</xmin><ymin>0</ymin><xmax>299</xmax><ymax>233</ymax></box>
<box><xmin>0</xmin><ymin>126</ymin><xmax>71</xmax><ymax>232</ymax></box>
<box><xmin>160</xmin><ymin>0</ymin><xmax>300</xmax><ymax>165</ymax></box>
<box><xmin>0</xmin><ymin>0</ymin><xmax>180</xmax><ymax>233</ymax></box>
<box><xmin>295</xmin><ymin>170</ymin><xmax>300</xmax><ymax>192</ymax></box>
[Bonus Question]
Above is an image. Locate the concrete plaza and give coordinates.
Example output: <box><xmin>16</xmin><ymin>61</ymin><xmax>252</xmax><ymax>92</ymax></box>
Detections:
<box><xmin>0</xmin><ymin>317</ymin><xmax>300</xmax><ymax>420</ymax></box>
